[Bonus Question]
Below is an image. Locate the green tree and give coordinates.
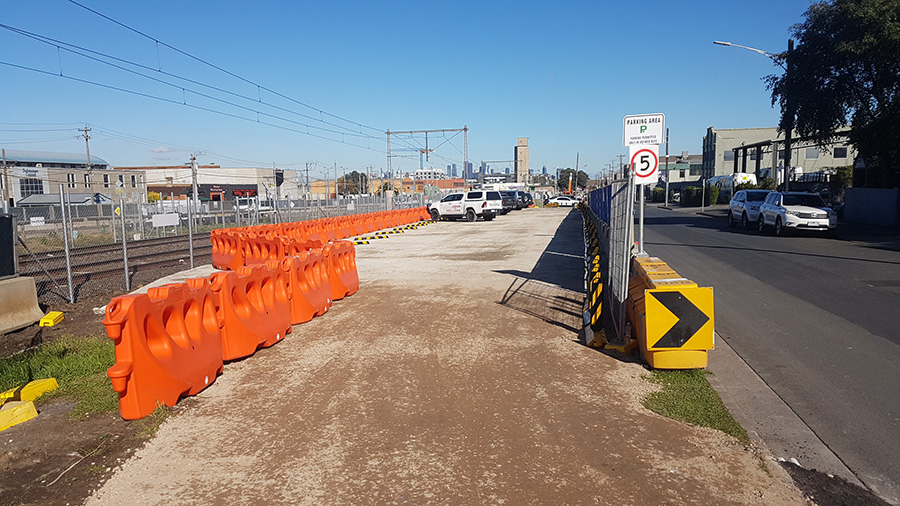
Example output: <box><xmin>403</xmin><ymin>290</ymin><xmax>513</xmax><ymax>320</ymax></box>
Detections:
<box><xmin>556</xmin><ymin>168</ymin><xmax>589</xmax><ymax>192</ymax></box>
<box><xmin>766</xmin><ymin>0</ymin><xmax>900</xmax><ymax>187</ymax></box>
<box><xmin>338</xmin><ymin>171</ymin><xmax>370</xmax><ymax>194</ymax></box>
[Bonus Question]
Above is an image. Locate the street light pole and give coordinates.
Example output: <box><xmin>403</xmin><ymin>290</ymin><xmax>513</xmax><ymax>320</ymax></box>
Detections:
<box><xmin>714</xmin><ymin>39</ymin><xmax>794</xmax><ymax>191</ymax></box>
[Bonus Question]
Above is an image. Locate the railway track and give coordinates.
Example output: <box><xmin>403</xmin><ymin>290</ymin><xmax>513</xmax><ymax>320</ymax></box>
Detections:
<box><xmin>18</xmin><ymin>233</ymin><xmax>215</xmax><ymax>303</ymax></box>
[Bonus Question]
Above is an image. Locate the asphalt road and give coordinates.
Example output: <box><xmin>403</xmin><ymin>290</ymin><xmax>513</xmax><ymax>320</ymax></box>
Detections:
<box><xmin>640</xmin><ymin>204</ymin><xmax>900</xmax><ymax>504</ymax></box>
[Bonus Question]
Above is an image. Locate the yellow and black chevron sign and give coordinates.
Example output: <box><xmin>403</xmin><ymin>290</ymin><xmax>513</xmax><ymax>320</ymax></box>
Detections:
<box><xmin>645</xmin><ymin>287</ymin><xmax>714</xmax><ymax>350</ymax></box>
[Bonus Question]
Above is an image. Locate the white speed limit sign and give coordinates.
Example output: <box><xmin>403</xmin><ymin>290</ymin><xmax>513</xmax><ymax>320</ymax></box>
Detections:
<box><xmin>630</xmin><ymin>144</ymin><xmax>659</xmax><ymax>185</ymax></box>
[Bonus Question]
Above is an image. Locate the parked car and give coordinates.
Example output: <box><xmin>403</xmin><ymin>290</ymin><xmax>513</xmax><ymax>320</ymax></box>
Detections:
<box><xmin>498</xmin><ymin>191</ymin><xmax>517</xmax><ymax>214</ymax></box>
<box><xmin>546</xmin><ymin>195</ymin><xmax>577</xmax><ymax>207</ymax></box>
<box><xmin>758</xmin><ymin>191</ymin><xmax>838</xmax><ymax>237</ymax></box>
<box><xmin>428</xmin><ymin>190</ymin><xmax>504</xmax><ymax>222</ymax></box>
<box><xmin>728</xmin><ymin>189</ymin><xmax>771</xmax><ymax>229</ymax></box>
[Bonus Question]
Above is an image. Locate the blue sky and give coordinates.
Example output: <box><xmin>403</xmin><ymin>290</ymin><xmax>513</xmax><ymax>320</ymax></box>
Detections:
<box><xmin>1</xmin><ymin>0</ymin><xmax>813</xmax><ymax>178</ymax></box>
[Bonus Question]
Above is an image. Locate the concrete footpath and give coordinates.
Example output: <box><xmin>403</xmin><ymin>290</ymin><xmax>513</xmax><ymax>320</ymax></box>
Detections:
<box><xmin>86</xmin><ymin>209</ymin><xmax>806</xmax><ymax>505</ymax></box>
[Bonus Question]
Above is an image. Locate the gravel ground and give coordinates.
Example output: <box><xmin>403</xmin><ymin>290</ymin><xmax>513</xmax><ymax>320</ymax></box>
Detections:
<box><xmin>81</xmin><ymin>208</ymin><xmax>806</xmax><ymax>505</ymax></box>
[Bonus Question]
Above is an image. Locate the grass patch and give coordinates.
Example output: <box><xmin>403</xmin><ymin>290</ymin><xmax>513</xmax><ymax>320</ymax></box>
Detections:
<box><xmin>0</xmin><ymin>335</ymin><xmax>118</xmax><ymax>417</ymax></box>
<box><xmin>643</xmin><ymin>369</ymin><xmax>749</xmax><ymax>444</ymax></box>
<box><xmin>136</xmin><ymin>404</ymin><xmax>170</xmax><ymax>438</ymax></box>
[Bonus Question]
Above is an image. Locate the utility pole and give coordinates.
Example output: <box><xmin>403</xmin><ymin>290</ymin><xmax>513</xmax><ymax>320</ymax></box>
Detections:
<box><xmin>664</xmin><ymin>128</ymin><xmax>670</xmax><ymax>208</ymax></box>
<box><xmin>273</xmin><ymin>162</ymin><xmax>281</xmax><ymax>224</ymax></box>
<box><xmin>617</xmin><ymin>154</ymin><xmax>626</xmax><ymax>179</ymax></box>
<box><xmin>190</xmin><ymin>154</ymin><xmax>199</xmax><ymax>227</ymax></box>
<box><xmin>1</xmin><ymin>149</ymin><xmax>9</xmax><ymax>212</ymax></box>
<box><xmin>82</xmin><ymin>126</ymin><xmax>93</xmax><ymax>191</ymax></box>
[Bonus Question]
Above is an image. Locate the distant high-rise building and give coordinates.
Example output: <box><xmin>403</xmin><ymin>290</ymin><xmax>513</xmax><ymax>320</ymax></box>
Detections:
<box><xmin>505</xmin><ymin>167</ymin><xmax>510</xmax><ymax>175</ymax></box>
<box><xmin>542</xmin><ymin>165</ymin><xmax>548</xmax><ymax>175</ymax></box>
<box><xmin>514</xmin><ymin>137</ymin><xmax>529</xmax><ymax>183</ymax></box>
<box><xmin>446</xmin><ymin>165</ymin><xmax>452</xmax><ymax>177</ymax></box>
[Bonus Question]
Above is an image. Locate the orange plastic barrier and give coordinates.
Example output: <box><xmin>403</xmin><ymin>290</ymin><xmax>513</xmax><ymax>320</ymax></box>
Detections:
<box><xmin>208</xmin><ymin>265</ymin><xmax>292</xmax><ymax>361</ymax></box>
<box><xmin>276</xmin><ymin>251</ymin><xmax>333</xmax><ymax>324</ymax></box>
<box><xmin>103</xmin><ymin>279</ymin><xmax>224</xmax><ymax>420</ymax></box>
<box><xmin>324</xmin><ymin>240</ymin><xmax>359</xmax><ymax>301</ymax></box>
<box><xmin>211</xmin><ymin>230</ymin><xmax>245</xmax><ymax>271</ymax></box>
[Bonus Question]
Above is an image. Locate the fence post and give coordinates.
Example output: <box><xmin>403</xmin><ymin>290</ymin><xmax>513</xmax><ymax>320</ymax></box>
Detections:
<box><xmin>58</xmin><ymin>185</ymin><xmax>75</xmax><ymax>303</ymax></box>
<box><xmin>187</xmin><ymin>195</ymin><xmax>195</xmax><ymax>269</ymax></box>
<box><xmin>120</xmin><ymin>194</ymin><xmax>130</xmax><ymax>292</ymax></box>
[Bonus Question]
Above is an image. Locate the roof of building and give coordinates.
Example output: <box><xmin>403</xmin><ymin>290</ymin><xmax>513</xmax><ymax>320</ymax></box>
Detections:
<box><xmin>1</xmin><ymin>149</ymin><xmax>109</xmax><ymax>167</ymax></box>
<box><xmin>17</xmin><ymin>193</ymin><xmax>115</xmax><ymax>206</ymax></box>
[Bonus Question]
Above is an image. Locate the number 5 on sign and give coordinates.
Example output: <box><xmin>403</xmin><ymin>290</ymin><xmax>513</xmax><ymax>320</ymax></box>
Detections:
<box><xmin>630</xmin><ymin>144</ymin><xmax>659</xmax><ymax>186</ymax></box>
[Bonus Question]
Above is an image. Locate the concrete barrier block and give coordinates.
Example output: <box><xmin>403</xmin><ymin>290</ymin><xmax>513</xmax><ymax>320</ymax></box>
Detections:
<box><xmin>0</xmin><ymin>277</ymin><xmax>45</xmax><ymax>335</ymax></box>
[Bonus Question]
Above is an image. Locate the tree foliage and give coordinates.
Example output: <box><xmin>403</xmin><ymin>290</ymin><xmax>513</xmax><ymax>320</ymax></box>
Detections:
<box><xmin>767</xmin><ymin>0</ymin><xmax>900</xmax><ymax>187</ymax></box>
<box><xmin>556</xmin><ymin>168</ymin><xmax>589</xmax><ymax>192</ymax></box>
<box><xmin>338</xmin><ymin>171</ymin><xmax>369</xmax><ymax>194</ymax></box>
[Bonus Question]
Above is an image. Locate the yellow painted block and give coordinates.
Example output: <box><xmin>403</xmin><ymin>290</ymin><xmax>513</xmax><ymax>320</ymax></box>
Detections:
<box><xmin>648</xmin><ymin>278</ymin><xmax>699</xmax><ymax>290</ymax></box>
<box><xmin>0</xmin><ymin>378</ymin><xmax>59</xmax><ymax>403</ymax></box>
<box><xmin>633</xmin><ymin>256</ymin><xmax>668</xmax><ymax>269</ymax></box>
<box><xmin>39</xmin><ymin>311</ymin><xmax>65</xmax><ymax>327</ymax></box>
<box><xmin>0</xmin><ymin>401</ymin><xmax>39</xmax><ymax>431</ymax></box>
<box><xmin>645</xmin><ymin>350</ymin><xmax>708</xmax><ymax>369</ymax></box>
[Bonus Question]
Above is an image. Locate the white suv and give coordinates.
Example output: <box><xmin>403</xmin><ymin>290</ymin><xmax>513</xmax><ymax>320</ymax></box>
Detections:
<box><xmin>758</xmin><ymin>191</ymin><xmax>838</xmax><ymax>237</ymax></box>
<box><xmin>428</xmin><ymin>190</ymin><xmax>503</xmax><ymax>222</ymax></box>
<box><xmin>728</xmin><ymin>189</ymin><xmax>771</xmax><ymax>229</ymax></box>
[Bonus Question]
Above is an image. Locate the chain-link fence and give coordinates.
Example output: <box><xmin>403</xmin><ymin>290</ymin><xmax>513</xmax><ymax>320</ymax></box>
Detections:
<box><xmin>11</xmin><ymin>189</ymin><xmax>428</xmax><ymax>305</ymax></box>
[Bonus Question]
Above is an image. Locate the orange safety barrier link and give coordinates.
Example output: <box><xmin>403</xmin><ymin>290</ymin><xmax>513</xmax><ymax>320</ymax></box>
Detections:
<box><xmin>103</xmin><ymin>279</ymin><xmax>224</xmax><ymax>420</ymax></box>
<box><xmin>211</xmin><ymin>230</ymin><xmax>245</xmax><ymax>271</ymax></box>
<box><xmin>275</xmin><ymin>252</ymin><xmax>333</xmax><ymax>324</ymax></box>
<box><xmin>207</xmin><ymin>265</ymin><xmax>292</xmax><ymax>361</ymax></box>
<box><xmin>323</xmin><ymin>240</ymin><xmax>359</xmax><ymax>301</ymax></box>
<box><xmin>242</xmin><ymin>233</ymin><xmax>287</xmax><ymax>266</ymax></box>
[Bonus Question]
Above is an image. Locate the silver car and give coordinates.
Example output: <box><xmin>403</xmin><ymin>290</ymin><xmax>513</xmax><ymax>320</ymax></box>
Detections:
<box><xmin>728</xmin><ymin>189</ymin><xmax>771</xmax><ymax>229</ymax></box>
<box><xmin>758</xmin><ymin>191</ymin><xmax>838</xmax><ymax>237</ymax></box>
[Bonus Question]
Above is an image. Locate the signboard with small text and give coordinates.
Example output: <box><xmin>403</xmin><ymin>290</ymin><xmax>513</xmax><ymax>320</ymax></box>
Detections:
<box><xmin>623</xmin><ymin>113</ymin><xmax>665</xmax><ymax>146</ymax></box>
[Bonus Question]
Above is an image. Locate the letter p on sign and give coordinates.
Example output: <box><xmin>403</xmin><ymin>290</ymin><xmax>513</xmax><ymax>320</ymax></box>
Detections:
<box><xmin>640</xmin><ymin>125</ymin><xmax>647</xmax><ymax>133</ymax></box>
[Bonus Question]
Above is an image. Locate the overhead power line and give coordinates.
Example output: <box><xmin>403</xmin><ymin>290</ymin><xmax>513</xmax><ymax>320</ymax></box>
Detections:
<box><xmin>65</xmin><ymin>0</ymin><xmax>385</xmax><ymax>136</ymax></box>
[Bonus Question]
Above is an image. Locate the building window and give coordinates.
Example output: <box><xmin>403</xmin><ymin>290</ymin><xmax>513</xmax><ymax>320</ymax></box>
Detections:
<box><xmin>118</xmin><ymin>174</ymin><xmax>124</xmax><ymax>185</ymax></box>
<box><xmin>103</xmin><ymin>174</ymin><xmax>110</xmax><ymax>188</ymax></box>
<box><xmin>834</xmin><ymin>147</ymin><xmax>848</xmax><ymax>159</ymax></box>
<box><xmin>165</xmin><ymin>176</ymin><xmax>174</xmax><ymax>185</ymax></box>
<box><xmin>84</xmin><ymin>173</ymin><xmax>91</xmax><ymax>188</ymax></box>
<box><xmin>806</xmin><ymin>147</ymin><xmax>820</xmax><ymax>159</ymax></box>
<box><xmin>20</xmin><ymin>178</ymin><xmax>44</xmax><ymax>198</ymax></box>
<box><xmin>679</xmin><ymin>169</ymin><xmax>685</xmax><ymax>178</ymax></box>
<box><xmin>690</xmin><ymin>167</ymin><xmax>702</xmax><ymax>176</ymax></box>
<box><xmin>723</xmin><ymin>150</ymin><xmax>734</xmax><ymax>162</ymax></box>
<box><xmin>131</xmin><ymin>175</ymin><xmax>137</xmax><ymax>188</ymax></box>
<box><xmin>67</xmin><ymin>173</ymin><xmax>77</xmax><ymax>189</ymax></box>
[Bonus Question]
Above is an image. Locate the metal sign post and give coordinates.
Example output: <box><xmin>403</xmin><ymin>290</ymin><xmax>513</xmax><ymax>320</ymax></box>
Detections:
<box><xmin>630</xmin><ymin>145</ymin><xmax>659</xmax><ymax>254</ymax></box>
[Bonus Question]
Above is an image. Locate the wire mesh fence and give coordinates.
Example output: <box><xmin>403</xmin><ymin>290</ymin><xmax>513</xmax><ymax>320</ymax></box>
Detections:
<box><xmin>11</xmin><ymin>190</ymin><xmax>428</xmax><ymax>306</ymax></box>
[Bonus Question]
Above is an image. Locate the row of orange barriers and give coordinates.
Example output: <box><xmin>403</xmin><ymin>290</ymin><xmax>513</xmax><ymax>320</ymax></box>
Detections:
<box><xmin>104</xmin><ymin>227</ymin><xmax>378</xmax><ymax>419</ymax></box>
<box><xmin>212</xmin><ymin>207</ymin><xmax>429</xmax><ymax>271</ymax></box>
<box><xmin>105</xmin><ymin>208</ymin><xmax>423</xmax><ymax>420</ymax></box>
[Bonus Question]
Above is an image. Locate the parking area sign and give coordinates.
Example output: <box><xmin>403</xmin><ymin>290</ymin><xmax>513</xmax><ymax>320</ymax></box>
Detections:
<box><xmin>623</xmin><ymin>113</ymin><xmax>665</xmax><ymax>146</ymax></box>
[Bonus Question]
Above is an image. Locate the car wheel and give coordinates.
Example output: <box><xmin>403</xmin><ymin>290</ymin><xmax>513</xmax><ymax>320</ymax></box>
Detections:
<box><xmin>741</xmin><ymin>213</ymin><xmax>750</xmax><ymax>230</ymax></box>
<box><xmin>465</xmin><ymin>209</ymin><xmax>476</xmax><ymax>222</ymax></box>
<box><xmin>429</xmin><ymin>209</ymin><xmax>440</xmax><ymax>221</ymax></box>
<box><xmin>483</xmin><ymin>214</ymin><xmax>495</xmax><ymax>221</ymax></box>
<box><xmin>775</xmin><ymin>217</ymin><xmax>785</xmax><ymax>236</ymax></box>
<box><xmin>758</xmin><ymin>216</ymin><xmax>766</xmax><ymax>233</ymax></box>
<box><xmin>728</xmin><ymin>211</ymin><xmax>736</xmax><ymax>228</ymax></box>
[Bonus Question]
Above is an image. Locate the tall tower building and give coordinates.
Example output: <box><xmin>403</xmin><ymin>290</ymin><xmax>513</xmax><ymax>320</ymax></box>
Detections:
<box><xmin>514</xmin><ymin>137</ymin><xmax>529</xmax><ymax>184</ymax></box>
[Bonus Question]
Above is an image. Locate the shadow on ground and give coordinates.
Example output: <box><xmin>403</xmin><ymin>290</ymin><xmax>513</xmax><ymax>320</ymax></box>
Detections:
<box><xmin>494</xmin><ymin>211</ymin><xmax>585</xmax><ymax>335</ymax></box>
